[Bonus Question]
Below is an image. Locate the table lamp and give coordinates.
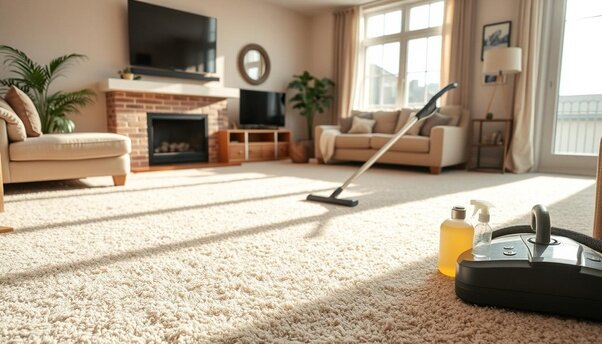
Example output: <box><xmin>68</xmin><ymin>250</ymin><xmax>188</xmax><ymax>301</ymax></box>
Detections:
<box><xmin>483</xmin><ymin>47</ymin><xmax>522</xmax><ymax>118</ymax></box>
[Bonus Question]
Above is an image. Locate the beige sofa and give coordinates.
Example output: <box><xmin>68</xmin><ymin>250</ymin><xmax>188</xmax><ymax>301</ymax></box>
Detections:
<box><xmin>0</xmin><ymin>119</ymin><xmax>131</xmax><ymax>185</ymax></box>
<box><xmin>315</xmin><ymin>105</ymin><xmax>470</xmax><ymax>174</ymax></box>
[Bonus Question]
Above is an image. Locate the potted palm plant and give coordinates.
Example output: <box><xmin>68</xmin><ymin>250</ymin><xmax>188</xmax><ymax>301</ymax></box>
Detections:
<box><xmin>287</xmin><ymin>71</ymin><xmax>334</xmax><ymax>163</ymax></box>
<box><xmin>0</xmin><ymin>45</ymin><xmax>95</xmax><ymax>133</ymax></box>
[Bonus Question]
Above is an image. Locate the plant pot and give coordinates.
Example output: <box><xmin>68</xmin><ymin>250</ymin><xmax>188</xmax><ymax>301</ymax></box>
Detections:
<box><xmin>121</xmin><ymin>73</ymin><xmax>135</xmax><ymax>80</ymax></box>
<box><xmin>290</xmin><ymin>140</ymin><xmax>313</xmax><ymax>163</ymax></box>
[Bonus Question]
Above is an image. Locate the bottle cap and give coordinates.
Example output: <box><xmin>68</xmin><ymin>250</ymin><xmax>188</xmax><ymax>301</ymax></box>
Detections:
<box><xmin>451</xmin><ymin>206</ymin><xmax>466</xmax><ymax>220</ymax></box>
<box><xmin>471</xmin><ymin>200</ymin><xmax>494</xmax><ymax>223</ymax></box>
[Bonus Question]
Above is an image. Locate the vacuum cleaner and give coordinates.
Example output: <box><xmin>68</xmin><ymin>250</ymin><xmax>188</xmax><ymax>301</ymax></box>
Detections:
<box><xmin>456</xmin><ymin>205</ymin><xmax>602</xmax><ymax>321</ymax></box>
<box><xmin>307</xmin><ymin>82</ymin><xmax>459</xmax><ymax>207</ymax></box>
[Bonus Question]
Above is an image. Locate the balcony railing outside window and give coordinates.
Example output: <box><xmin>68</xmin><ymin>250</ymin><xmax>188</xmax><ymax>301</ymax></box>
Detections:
<box><xmin>554</xmin><ymin>95</ymin><xmax>602</xmax><ymax>155</ymax></box>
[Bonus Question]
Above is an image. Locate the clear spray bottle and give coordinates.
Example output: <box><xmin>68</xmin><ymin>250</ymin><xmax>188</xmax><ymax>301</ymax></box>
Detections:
<box><xmin>471</xmin><ymin>200</ymin><xmax>494</xmax><ymax>258</ymax></box>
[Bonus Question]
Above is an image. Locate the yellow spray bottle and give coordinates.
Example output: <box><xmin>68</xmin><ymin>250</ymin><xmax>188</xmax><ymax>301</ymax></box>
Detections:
<box><xmin>438</xmin><ymin>206</ymin><xmax>474</xmax><ymax>277</ymax></box>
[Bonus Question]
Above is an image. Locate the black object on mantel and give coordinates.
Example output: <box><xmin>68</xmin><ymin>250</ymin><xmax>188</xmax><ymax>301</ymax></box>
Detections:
<box><xmin>130</xmin><ymin>66</ymin><xmax>220</xmax><ymax>82</ymax></box>
<box><xmin>456</xmin><ymin>204</ymin><xmax>602</xmax><ymax>321</ymax></box>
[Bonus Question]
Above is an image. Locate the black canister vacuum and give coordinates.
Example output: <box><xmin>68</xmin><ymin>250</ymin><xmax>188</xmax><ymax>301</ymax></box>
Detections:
<box><xmin>456</xmin><ymin>205</ymin><xmax>602</xmax><ymax>321</ymax></box>
<box><xmin>306</xmin><ymin>82</ymin><xmax>459</xmax><ymax>207</ymax></box>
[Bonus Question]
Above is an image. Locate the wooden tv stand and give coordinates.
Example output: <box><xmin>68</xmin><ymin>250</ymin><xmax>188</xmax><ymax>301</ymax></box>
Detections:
<box><xmin>218</xmin><ymin>129</ymin><xmax>291</xmax><ymax>163</ymax></box>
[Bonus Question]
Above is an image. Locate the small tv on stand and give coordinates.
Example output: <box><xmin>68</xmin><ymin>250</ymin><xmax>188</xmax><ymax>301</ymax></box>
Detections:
<box><xmin>239</xmin><ymin>89</ymin><xmax>285</xmax><ymax>129</ymax></box>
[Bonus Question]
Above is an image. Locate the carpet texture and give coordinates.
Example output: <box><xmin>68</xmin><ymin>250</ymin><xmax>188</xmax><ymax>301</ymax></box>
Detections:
<box><xmin>0</xmin><ymin>161</ymin><xmax>600</xmax><ymax>343</ymax></box>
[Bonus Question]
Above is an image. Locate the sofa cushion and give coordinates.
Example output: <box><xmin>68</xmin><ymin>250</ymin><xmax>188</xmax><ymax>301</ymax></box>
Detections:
<box><xmin>335</xmin><ymin>134</ymin><xmax>372</xmax><ymax>149</ymax></box>
<box><xmin>4</xmin><ymin>86</ymin><xmax>43</xmax><ymax>137</ymax></box>
<box><xmin>348</xmin><ymin>116</ymin><xmax>375</xmax><ymax>134</ymax></box>
<box><xmin>420</xmin><ymin>112</ymin><xmax>453</xmax><ymax>137</ymax></box>
<box><xmin>340</xmin><ymin>111</ymin><xmax>373</xmax><ymax>133</ymax></box>
<box><xmin>370</xmin><ymin>133</ymin><xmax>430</xmax><ymax>153</ymax></box>
<box><xmin>394</xmin><ymin>108</ymin><xmax>417</xmax><ymax>132</ymax></box>
<box><xmin>405</xmin><ymin>113</ymin><xmax>427</xmax><ymax>136</ymax></box>
<box><xmin>0</xmin><ymin>98</ymin><xmax>27</xmax><ymax>142</ymax></box>
<box><xmin>439</xmin><ymin>105</ymin><xmax>463</xmax><ymax>126</ymax></box>
<box><xmin>10</xmin><ymin>132</ymin><xmax>131</xmax><ymax>161</ymax></box>
<box><xmin>373</xmin><ymin>110</ymin><xmax>399</xmax><ymax>134</ymax></box>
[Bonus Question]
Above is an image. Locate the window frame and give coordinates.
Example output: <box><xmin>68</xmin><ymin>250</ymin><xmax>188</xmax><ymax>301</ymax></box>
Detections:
<box><xmin>356</xmin><ymin>0</ymin><xmax>443</xmax><ymax>110</ymax></box>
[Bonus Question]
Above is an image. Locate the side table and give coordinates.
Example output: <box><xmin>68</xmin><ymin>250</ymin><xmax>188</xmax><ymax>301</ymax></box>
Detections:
<box><xmin>469</xmin><ymin>118</ymin><xmax>513</xmax><ymax>173</ymax></box>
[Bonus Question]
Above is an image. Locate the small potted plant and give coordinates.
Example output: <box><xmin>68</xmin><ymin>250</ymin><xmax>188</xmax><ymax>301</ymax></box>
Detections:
<box><xmin>118</xmin><ymin>67</ymin><xmax>140</xmax><ymax>80</ymax></box>
<box><xmin>287</xmin><ymin>71</ymin><xmax>334</xmax><ymax>163</ymax></box>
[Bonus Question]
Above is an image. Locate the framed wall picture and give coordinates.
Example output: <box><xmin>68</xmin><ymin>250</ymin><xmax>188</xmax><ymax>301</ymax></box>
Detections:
<box><xmin>481</xmin><ymin>21</ymin><xmax>511</xmax><ymax>62</ymax></box>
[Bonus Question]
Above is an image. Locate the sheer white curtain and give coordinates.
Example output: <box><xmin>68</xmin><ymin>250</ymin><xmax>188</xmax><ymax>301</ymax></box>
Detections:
<box><xmin>332</xmin><ymin>7</ymin><xmax>359</xmax><ymax>124</ymax></box>
<box><xmin>505</xmin><ymin>0</ymin><xmax>544</xmax><ymax>173</ymax></box>
<box><xmin>440</xmin><ymin>0</ymin><xmax>475</xmax><ymax>108</ymax></box>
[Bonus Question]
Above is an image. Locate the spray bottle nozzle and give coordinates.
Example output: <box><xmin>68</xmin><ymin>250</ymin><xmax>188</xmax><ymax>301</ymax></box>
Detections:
<box><xmin>471</xmin><ymin>200</ymin><xmax>494</xmax><ymax>223</ymax></box>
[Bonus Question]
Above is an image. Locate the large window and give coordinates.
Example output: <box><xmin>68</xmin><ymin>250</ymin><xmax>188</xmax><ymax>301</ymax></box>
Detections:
<box><xmin>358</xmin><ymin>1</ymin><xmax>443</xmax><ymax>109</ymax></box>
<box><xmin>538</xmin><ymin>0</ymin><xmax>602</xmax><ymax>174</ymax></box>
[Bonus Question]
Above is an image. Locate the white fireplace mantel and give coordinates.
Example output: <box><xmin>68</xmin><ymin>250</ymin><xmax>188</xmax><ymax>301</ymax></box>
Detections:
<box><xmin>99</xmin><ymin>78</ymin><xmax>239</xmax><ymax>98</ymax></box>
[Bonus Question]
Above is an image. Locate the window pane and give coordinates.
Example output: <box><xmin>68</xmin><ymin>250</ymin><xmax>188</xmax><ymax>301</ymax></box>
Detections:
<box><xmin>566</xmin><ymin>0</ymin><xmax>602</xmax><ymax>19</ymax></box>
<box><xmin>382</xmin><ymin>75</ymin><xmax>398</xmax><ymax>106</ymax></box>
<box><xmin>364</xmin><ymin>42</ymin><xmax>400</xmax><ymax>108</ymax></box>
<box><xmin>407</xmin><ymin>38</ymin><xmax>427</xmax><ymax>72</ymax></box>
<box><xmin>406</xmin><ymin>72</ymin><xmax>426</xmax><ymax>105</ymax></box>
<box><xmin>366</xmin><ymin>45</ymin><xmax>383</xmax><ymax>76</ymax></box>
<box><xmin>384</xmin><ymin>10</ymin><xmax>402</xmax><ymax>35</ymax></box>
<box><xmin>429</xmin><ymin>1</ymin><xmax>444</xmax><ymax>28</ymax></box>
<box><xmin>367</xmin><ymin>14</ymin><xmax>384</xmax><ymax>38</ymax></box>
<box><xmin>553</xmin><ymin>0</ymin><xmax>602</xmax><ymax>155</ymax></box>
<box><xmin>366</xmin><ymin>76</ymin><xmax>381</xmax><ymax>106</ymax></box>
<box><xmin>427</xmin><ymin>35</ymin><xmax>442</xmax><ymax>71</ymax></box>
<box><xmin>409</xmin><ymin>4</ymin><xmax>429</xmax><ymax>31</ymax></box>
<box><xmin>383</xmin><ymin>42</ymin><xmax>400</xmax><ymax>75</ymax></box>
<box><xmin>426</xmin><ymin>71</ymin><xmax>440</xmax><ymax>100</ymax></box>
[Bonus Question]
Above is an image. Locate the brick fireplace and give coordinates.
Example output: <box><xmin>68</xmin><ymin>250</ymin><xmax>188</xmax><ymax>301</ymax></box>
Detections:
<box><xmin>101</xmin><ymin>79</ymin><xmax>238</xmax><ymax>170</ymax></box>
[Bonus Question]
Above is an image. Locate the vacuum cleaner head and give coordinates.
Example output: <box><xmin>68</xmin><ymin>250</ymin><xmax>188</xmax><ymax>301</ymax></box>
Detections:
<box><xmin>455</xmin><ymin>205</ymin><xmax>602</xmax><ymax>321</ymax></box>
<box><xmin>307</xmin><ymin>187</ymin><xmax>358</xmax><ymax>207</ymax></box>
<box><xmin>306</xmin><ymin>194</ymin><xmax>358</xmax><ymax>207</ymax></box>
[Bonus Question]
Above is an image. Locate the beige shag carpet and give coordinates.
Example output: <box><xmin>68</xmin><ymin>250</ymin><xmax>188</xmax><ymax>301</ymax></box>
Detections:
<box><xmin>0</xmin><ymin>161</ymin><xmax>600</xmax><ymax>343</ymax></box>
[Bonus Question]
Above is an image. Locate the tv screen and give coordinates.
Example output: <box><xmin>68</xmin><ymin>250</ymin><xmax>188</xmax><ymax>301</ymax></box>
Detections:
<box><xmin>239</xmin><ymin>89</ymin><xmax>286</xmax><ymax>128</ymax></box>
<box><xmin>128</xmin><ymin>0</ymin><xmax>217</xmax><ymax>74</ymax></box>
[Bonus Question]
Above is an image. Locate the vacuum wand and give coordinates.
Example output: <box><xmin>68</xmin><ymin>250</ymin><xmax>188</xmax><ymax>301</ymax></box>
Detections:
<box><xmin>307</xmin><ymin>82</ymin><xmax>459</xmax><ymax>207</ymax></box>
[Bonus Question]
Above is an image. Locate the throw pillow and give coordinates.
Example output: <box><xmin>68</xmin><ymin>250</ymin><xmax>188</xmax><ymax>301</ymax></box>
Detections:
<box><xmin>404</xmin><ymin>112</ymin><xmax>426</xmax><ymax>136</ymax></box>
<box><xmin>394</xmin><ymin>108</ymin><xmax>418</xmax><ymax>133</ymax></box>
<box><xmin>372</xmin><ymin>110</ymin><xmax>400</xmax><ymax>134</ymax></box>
<box><xmin>419</xmin><ymin>112</ymin><xmax>453</xmax><ymax>137</ymax></box>
<box><xmin>348</xmin><ymin>116</ymin><xmax>375</xmax><ymax>134</ymax></box>
<box><xmin>5</xmin><ymin>86</ymin><xmax>43</xmax><ymax>137</ymax></box>
<box><xmin>440</xmin><ymin>106</ymin><xmax>462</xmax><ymax>126</ymax></box>
<box><xmin>340</xmin><ymin>111</ymin><xmax>373</xmax><ymax>133</ymax></box>
<box><xmin>0</xmin><ymin>98</ymin><xmax>27</xmax><ymax>142</ymax></box>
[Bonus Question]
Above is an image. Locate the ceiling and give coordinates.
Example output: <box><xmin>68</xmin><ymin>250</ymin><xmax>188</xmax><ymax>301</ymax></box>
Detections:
<box><xmin>258</xmin><ymin>0</ymin><xmax>373</xmax><ymax>16</ymax></box>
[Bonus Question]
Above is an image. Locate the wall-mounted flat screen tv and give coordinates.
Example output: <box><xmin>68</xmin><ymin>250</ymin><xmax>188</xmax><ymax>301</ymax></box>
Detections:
<box><xmin>239</xmin><ymin>89</ymin><xmax>286</xmax><ymax>128</ymax></box>
<box><xmin>128</xmin><ymin>0</ymin><xmax>217</xmax><ymax>74</ymax></box>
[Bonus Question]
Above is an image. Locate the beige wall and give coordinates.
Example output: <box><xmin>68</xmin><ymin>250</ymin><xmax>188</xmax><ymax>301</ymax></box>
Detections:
<box><xmin>308</xmin><ymin>12</ymin><xmax>335</xmax><ymax>129</ymax></box>
<box><xmin>470</xmin><ymin>0</ymin><xmax>520</xmax><ymax>121</ymax></box>
<box><xmin>0</xmin><ymin>0</ymin><xmax>311</xmax><ymax>139</ymax></box>
<box><xmin>469</xmin><ymin>0</ymin><xmax>519</xmax><ymax>167</ymax></box>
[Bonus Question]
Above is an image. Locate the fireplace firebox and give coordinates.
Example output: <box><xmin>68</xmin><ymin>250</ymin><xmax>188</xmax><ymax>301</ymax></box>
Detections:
<box><xmin>147</xmin><ymin>113</ymin><xmax>208</xmax><ymax>165</ymax></box>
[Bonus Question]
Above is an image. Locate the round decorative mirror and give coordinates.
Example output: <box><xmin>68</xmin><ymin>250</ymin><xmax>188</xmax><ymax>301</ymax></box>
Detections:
<box><xmin>238</xmin><ymin>44</ymin><xmax>270</xmax><ymax>85</ymax></box>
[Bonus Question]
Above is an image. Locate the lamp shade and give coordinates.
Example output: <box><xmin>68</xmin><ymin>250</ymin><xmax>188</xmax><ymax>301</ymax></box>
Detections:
<box><xmin>483</xmin><ymin>47</ymin><xmax>522</xmax><ymax>75</ymax></box>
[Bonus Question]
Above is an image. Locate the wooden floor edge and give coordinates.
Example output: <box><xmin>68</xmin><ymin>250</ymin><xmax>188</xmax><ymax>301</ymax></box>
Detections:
<box><xmin>0</xmin><ymin>226</ymin><xmax>14</xmax><ymax>234</ymax></box>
